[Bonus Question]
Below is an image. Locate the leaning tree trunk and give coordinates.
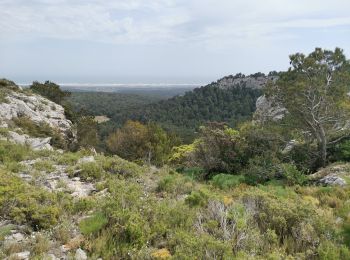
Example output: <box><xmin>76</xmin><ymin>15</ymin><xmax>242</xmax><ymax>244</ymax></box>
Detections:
<box><xmin>318</xmin><ymin>126</ymin><xmax>327</xmax><ymax>167</ymax></box>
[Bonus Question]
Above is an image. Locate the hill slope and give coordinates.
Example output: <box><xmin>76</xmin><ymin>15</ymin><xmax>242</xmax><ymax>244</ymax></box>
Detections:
<box><xmin>125</xmin><ymin>74</ymin><xmax>272</xmax><ymax>141</ymax></box>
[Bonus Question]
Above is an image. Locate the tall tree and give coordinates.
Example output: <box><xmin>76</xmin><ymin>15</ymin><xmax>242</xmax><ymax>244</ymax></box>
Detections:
<box><xmin>267</xmin><ymin>48</ymin><xmax>350</xmax><ymax>167</ymax></box>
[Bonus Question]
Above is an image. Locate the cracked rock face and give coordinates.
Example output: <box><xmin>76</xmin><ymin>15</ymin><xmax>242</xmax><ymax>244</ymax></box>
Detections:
<box><xmin>7</xmin><ymin>131</ymin><xmax>53</xmax><ymax>150</ymax></box>
<box><xmin>20</xmin><ymin>160</ymin><xmax>96</xmax><ymax>198</ymax></box>
<box><xmin>216</xmin><ymin>75</ymin><xmax>277</xmax><ymax>90</ymax></box>
<box><xmin>309</xmin><ymin>164</ymin><xmax>349</xmax><ymax>187</ymax></box>
<box><xmin>254</xmin><ymin>95</ymin><xmax>287</xmax><ymax>123</ymax></box>
<box><xmin>0</xmin><ymin>90</ymin><xmax>75</xmax><ymax>140</ymax></box>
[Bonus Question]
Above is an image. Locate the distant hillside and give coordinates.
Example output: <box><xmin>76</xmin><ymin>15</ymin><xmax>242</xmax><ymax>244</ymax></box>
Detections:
<box><xmin>125</xmin><ymin>73</ymin><xmax>276</xmax><ymax>141</ymax></box>
<box><xmin>67</xmin><ymin>73</ymin><xmax>276</xmax><ymax>142</ymax></box>
<box><xmin>67</xmin><ymin>92</ymin><xmax>162</xmax><ymax>119</ymax></box>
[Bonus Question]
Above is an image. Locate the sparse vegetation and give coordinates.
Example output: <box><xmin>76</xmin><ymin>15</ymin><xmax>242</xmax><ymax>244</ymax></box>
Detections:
<box><xmin>1</xmin><ymin>47</ymin><xmax>350</xmax><ymax>258</ymax></box>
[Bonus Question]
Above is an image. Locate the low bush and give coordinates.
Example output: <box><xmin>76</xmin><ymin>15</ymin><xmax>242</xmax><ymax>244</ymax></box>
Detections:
<box><xmin>280</xmin><ymin>163</ymin><xmax>307</xmax><ymax>186</ymax></box>
<box><xmin>156</xmin><ymin>174</ymin><xmax>193</xmax><ymax>195</ymax></box>
<box><xmin>78</xmin><ymin>162</ymin><xmax>104</xmax><ymax>181</ymax></box>
<box><xmin>0</xmin><ymin>141</ymin><xmax>30</xmax><ymax>163</ymax></box>
<box><xmin>0</xmin><ymin>170</ymin><xmax>61</xmax><ymax>230</ymax></box>
<box><xmin>211</xmin><ymin>174</ymin><xmax>244</xmax><ymax>189</ymax></box>
<box><xmin>185</xmin><ymin>189</ymin><xmax>209</xmax><ymax>207</ymax></box>
<box><xmin>79</xmin><ymin>212</ymin><xmax>108</xmax><ymax>235</ymax></box>
<box><xmin>101</xmin><ymin>156</ymin><xmax>144</xmax><ymax>177</ymax></box>
<box><xmin>242</xmin><ymin>153</ymin><xmax>280</xmax><ymax>185</ymax></box>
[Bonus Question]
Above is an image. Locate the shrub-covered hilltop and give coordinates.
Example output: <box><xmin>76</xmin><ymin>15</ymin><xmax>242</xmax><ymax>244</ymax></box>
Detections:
<box><xmin>68</xmin><ymin>74</ymin><xmax>265</xmax><ymax>143</ymax></box>
<box><xmin>1</xmin><ymin>48</ymin><xmax>350</xmax><ymax>259</ymax></box>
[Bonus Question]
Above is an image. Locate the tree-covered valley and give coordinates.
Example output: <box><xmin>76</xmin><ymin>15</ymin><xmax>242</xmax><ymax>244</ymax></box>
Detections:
<box><xmin>1</xmin><ymin>48</ymin><xmax>350</xmax><ymax>259</ymax></box>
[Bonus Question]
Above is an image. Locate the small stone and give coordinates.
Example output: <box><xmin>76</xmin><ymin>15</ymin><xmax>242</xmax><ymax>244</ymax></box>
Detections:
<box><xmin>319</xmin><ymin>175</ymin><xmax>346</xmax><ymax>186</ymax></box>
<box><xmin>5</xmin><ymin>232</ymin><xmax>25</xmax><ymax>242</ymax></box>
<box><xmin>75</xmin><ymin>248</ymin><xmax>88</xmax><ymax>260</ymax></box>
<box><xmin>11</xmin><ymin>251</ymin><xmax>30</xmax><ymax>260</ymax></box>
<box><xmin>60</xmin><ymin>244</ymin><xmax>71</xmax><ymax>252</ymax></box>
<box><xmin>78</xmin><ymin>156</ymin><xmax>95</xmax><ymax>164</ymax></box>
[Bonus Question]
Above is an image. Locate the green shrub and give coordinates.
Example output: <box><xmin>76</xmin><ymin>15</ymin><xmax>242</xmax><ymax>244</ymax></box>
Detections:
<box><xmin>280</xmin><ymin>163</ymin><xmax>307</xmax><ymax>186</ymax></box>
<box><xmin>0</xmin><ymin>141</ymin><xmax>30</xmax><ymax>163</ymax></box>
<box><xmin>332</xmin><ymin>139</ymin><xmax>350</xmax><ymax>162</ymax></box>
<box><xmin>55</xmin><ymin>151</ymin><xmax>83</xmax><ymax>165</ymax></box>
<box><xmin>317</xmin><ymin>241</ymin><xmax>350</xmax><ymax>260</ymax></box>
<box><xmin>242</xmin><ymin>153</ymin><xmax>280</xmax><ymax>185</ymax></box>
<box><xmin>0</xmin><ymin>170</ymin><xmax>61</xmax><ymax>230</ymax></box>
<box><xmin>211</xmin><ymin>174</ymin><xmax>244</xmax><ymax>189</ymax></box>
<box><xmin>0</xmin><ymin>224</ymin><xmax>15</xmax><ymax>241</ymax></box>
<box><xmin>101</xmin><ymin>156</ymin><xmax>143</xmax><ymax>177</ymax></box>
<box><xmin>156</xmin><ymin>174</ymin><xmax>193</xmax><ymax>195</ymax></box>
<box><xmin>13</xmin><ymin>116</ymin><xmax>67</xmax><ymax>149</ymax></box>
<box><xmin>185</xmin><ymin>190</ymin><xmax>209</xmax><ymax>207</ymax></box>
<box><xmin>79</xmin><ymin>212</ymin><xmax>108</xmax><ymax>235</ymax></box>
<box><xmin>177</xmin><ymin>167</ymin><xmax>205</xmax><ymax>180</ymax></box>
<box><xmin>33</xmin><ymin>160</ymin><xmax>55</xmax><ymax>172</ymax></box>
<box><xmin>78</xmin><ymin>162</ymin><xmax>104</xmax><ymax>180</ymax></box>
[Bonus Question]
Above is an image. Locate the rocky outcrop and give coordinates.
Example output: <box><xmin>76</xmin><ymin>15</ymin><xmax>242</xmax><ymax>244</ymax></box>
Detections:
<box><xmin>254</xmin><ymin>95</ymin><xmax>287</xmax><ymax>122</ymax></box>
<box><xmin>20</xmin><ymin>159</ymin><xmax>96</xmax><ymax>198</ymax></box>
<box><xmin>215</xmin><ymin>74</ymin><xmax>278</xmax><ymax>90</ymax></box>
<box><xmin>0</xmin><ymin>89</ymin><xmax>74</xmax><ymax>140</ymax></box>
<box><xmin>7</xmin><ymin>131</ymin><xmax>53</xmax><ymax>150</ymax></box>
<box><xmin>309</xmin><ymin>164</ymin><xmax>350</xmax><ymax>186</ymax></box>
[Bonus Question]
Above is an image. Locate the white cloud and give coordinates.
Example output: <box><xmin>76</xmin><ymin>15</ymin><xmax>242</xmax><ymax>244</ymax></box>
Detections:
<box><xmin>1</xmin><ymin>0</ymin><xmax>350</xmax><ymax>46</ymax></box>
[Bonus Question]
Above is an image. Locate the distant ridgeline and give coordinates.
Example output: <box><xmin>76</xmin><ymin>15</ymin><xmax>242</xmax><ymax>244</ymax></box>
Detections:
<box><xmin>68</xmin><ymin>72</ymin><xmax>279</xmax><ymax>142</ymax></box>
<box><xmin>124</xmin><ymin>72</ymin><xmax>278</xmax><ymax>141</ymax></box>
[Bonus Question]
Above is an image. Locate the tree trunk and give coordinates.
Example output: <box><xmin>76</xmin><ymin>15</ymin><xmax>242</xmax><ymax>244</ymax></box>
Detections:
<box><xmin>318</xmin><ymin>126</ymin><xmax>327</xmax><ymax>167</ymax></box>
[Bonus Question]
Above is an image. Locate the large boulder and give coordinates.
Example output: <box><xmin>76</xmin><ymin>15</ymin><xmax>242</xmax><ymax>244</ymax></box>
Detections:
<box><xmin>0</xmin><ymin>89</ymin><xmax>75</xmax><ymax>141</ymax></box>
<box><xmin>254</xmin><ymin>95</ymin><xmax>287</xmax><ymax>123</ymax></box>
<box><xmin>309</xmin><ymin>164</ymin><xmax>350</xmax><ymax>186</ymax></box>
<box><xmin>7</xmin><ymin>131</ymin><xmax>53</xmax><ymax>150</ymax></box>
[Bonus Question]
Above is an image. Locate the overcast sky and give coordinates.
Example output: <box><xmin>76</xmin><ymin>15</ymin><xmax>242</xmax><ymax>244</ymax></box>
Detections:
<box><xmin>1</xmin><ymin>0</ymin><xmax>350</xmax><ymax>84</ymax></box>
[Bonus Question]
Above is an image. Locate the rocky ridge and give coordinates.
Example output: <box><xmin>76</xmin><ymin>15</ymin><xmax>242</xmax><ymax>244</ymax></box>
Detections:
<box><xmin>214</xmin><ymin>73</ymin><xmax>278</xmax><ymax>90</ymax></box>
<box><xmin>0</xmin><ymin>85</ymin><xmax>75</xmax><ymax>150</ymax></box>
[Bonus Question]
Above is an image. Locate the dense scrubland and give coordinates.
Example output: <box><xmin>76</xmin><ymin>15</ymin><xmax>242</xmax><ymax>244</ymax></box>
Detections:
<box><xmin>1</xmin><ymin>48</ymin><xmax>350</xmax><ymax>259</ymax></box>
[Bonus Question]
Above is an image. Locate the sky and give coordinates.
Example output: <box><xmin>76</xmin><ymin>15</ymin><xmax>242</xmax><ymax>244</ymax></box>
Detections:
<box><xmin>0</xmin><ymin>0</ymin><xmax>350</xmax><ymax>84</ymax></box>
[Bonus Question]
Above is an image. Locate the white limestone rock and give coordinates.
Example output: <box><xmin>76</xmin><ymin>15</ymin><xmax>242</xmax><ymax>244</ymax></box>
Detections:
<box><xmin>78</xmin><ymin>156</ymin><xmax>95</xmax><ymax>164</ymax></box>
<box><xmin>254</xmin><ymin>95</ymin><xmax>287</xmax><ymax>123</ymax></box>
<box><xmin>75</xmin><ymin>248</ymin><xmax>88</xmax><ymax>260</ymax></box>
<box><xmin>0</xmin><ymin>90</ymin><xmax>75</xmax><ymax>140</ymax></box>
<box><xmin>7</xmin><ymin>131</ymin><xmax>53</xmax><ymax>150</ymax></box>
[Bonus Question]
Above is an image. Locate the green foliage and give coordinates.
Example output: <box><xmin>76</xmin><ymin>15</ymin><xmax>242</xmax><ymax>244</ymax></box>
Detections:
<box><xmin>30</xmin><ymin>81</ymin><xmax>70</xmax><ymax>105</ymax></box>
<box><xmin>331</xmin><ymin>139</ymin><xmax>350</xmax><ymax>162</ymax></box>
<box><xmin>169</xmin><ymin>143</ymin><xmax>196</xmax><ymax>166</ymax></box>
<box><xmin>33</xmin><ymin>160</ymin><xmax>55</xmax><ymax>172</ymax></box>
<box><xmin>0</xmin><ymin>170</ymin><xmax>61</xmax><ymax>230</ymax></box>
<box><xmin>211</xmin><ymin>174</ymin><xmax>244</xmax><ymax>189</ymax></box>
<box><xmin>78</xmin><ymin>162</ymin><xmax>104</xmax><ymax>181</ymax></box>
<box><xmin>280</xmin><ymin>163</ymin><xmax>307</xmax><ymax>186</ymax></box>
<box><xmin>156</xmin><ymin>173</ymin><xmax>193</xmax><ymax>195</ymax></box>
<box><xmin>13</xmin><ymin>116</ymin><xmax>67</xmax><ymax>149</ymax></box>
<box><xmin>242</xmin><ymin>153</ymin><xmax>280</xmax><ymax>185</ymax></box>
<box><xmin>76</xmin><ymin>116</ymin><xmax>99</xmax><ymax>149</ymax></box>
<box><xmin>192</xmin><ymin>122</ymin><xmax>244</xmax><ymax>175</ymax></box>
<box><xmin>67</xmin><ymin>83</ymin><xmax>261</xmax><ymax>142</ymax></box>
<box><xmin>79</xmin><ymin>212</ymin><xmax>108</xmax><ymax>235</ymax></box>
<box><xmin>107</xmin><ymin>120</ymin><xmax>178</xmax><ymax>166</ymax></box>
<box><xmin>185</xmin><ymin>189</ymin><xmax>209</xmax><ymax>207</ymax></box>
<box><xmin>266</xmin><ymin>47</ymin><xmax>350</xmax><ymax>167</ymax></box>
<box><xmin>100</xmin><ymin>155</ymin><xmax>144</xmax><ymax>177</ymax></box>
<box><xmin>177</xmin><ymin>167</ymin><xmax>205</xmax><ymax>180</ymax></box>
<box><xmin>129</xmin><ymin>84</ymin><xmax>262</xmax><ymax>142</ymax></box>
<box><xmin>0</xmin><ymin>79</ymin><xmax>19</xmax><ymax>103</ymax></box>
<box><xmin>0</xmin><ymin>140</ymin><xmax>30</xmax><ymax>163</ymax></box>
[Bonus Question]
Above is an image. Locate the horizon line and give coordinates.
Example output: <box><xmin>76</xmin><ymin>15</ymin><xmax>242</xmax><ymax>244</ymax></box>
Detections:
<box><xmin>18</xmin><ymin>83</ymin><xmax>205</xmax><ymax>87</ymax></box>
